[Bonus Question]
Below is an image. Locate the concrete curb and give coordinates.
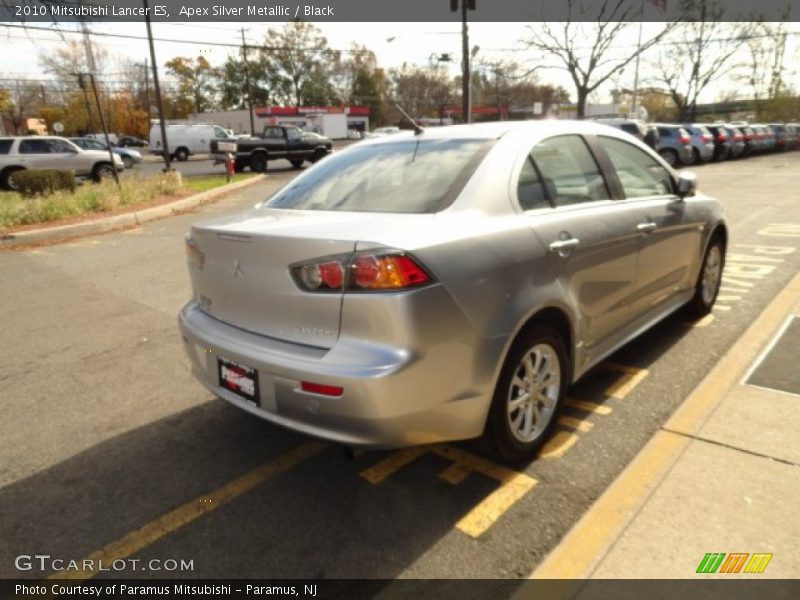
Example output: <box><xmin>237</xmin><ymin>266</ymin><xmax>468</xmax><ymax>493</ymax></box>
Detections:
<box><xmin>517</xmin><ymin>271</ymin><xmax>800</xmax><ymax>585</ymax></box>
<box><xmin>0</xmin><ymin>175</ymin><xmax>266</xmax><ymax>248</ymax></box>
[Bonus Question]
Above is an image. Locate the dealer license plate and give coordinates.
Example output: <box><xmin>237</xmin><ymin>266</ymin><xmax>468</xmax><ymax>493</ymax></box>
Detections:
<box><xmin>218</xmin><ymin>357</ymin><xmax>260</xmax><ymax>405</ymax></box>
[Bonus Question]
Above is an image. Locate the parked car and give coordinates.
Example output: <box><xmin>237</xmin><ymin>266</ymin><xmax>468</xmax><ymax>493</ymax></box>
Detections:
<box><xmin>703</xmin><ymin>124</ymin><xmax>733</xmax><ymax>161</ymax></box>
<box><xmin>654</xmin><ymin>124</ymin><xmax>693</xmax><ymax>166</ymax></box>
<box><xmin>592</xmin><ymin>118</ymin><xmax>649</xmax><ymax>145</ymax></box>
<box><xmin>178</xmin><ymin>120</ymin><xmax>727</xmax><ymax>461</ymax></box>
<box><xmin>681</xmin><ymin>124</ymin><xmax>715</xmax><ymax>164</ymax></box>
<box><xmin>767</xmin><ymin>124</ymin><xmax>793</xmax><ymax>151</ymax></box>
<box><xmin>0</xmin><ymin>136</ymin><xmax>123</xmax><ymax>191</ymax></box>
<box><xmin>117</xmin><ymin>135</ymin><xmax>149</xmax><ymax>148</ymax></box>
<box><xmin>737</xmin><ymin>125</ymin><xmax>761</xmax><ymax>155</ymax></box>
<box><xmin>722</xmin><ymin>125</ymin><xmax>746</xmax><ymax>159</ymax></box>
<box><xmin>70</xmin><ymin>137</ymin><xmax>142</xmax><ymax>169</ymax></box>
<box><xmin>365</xmin><ymin>126</ymin><xmax>402</xmax><ymax>138</ymax></box>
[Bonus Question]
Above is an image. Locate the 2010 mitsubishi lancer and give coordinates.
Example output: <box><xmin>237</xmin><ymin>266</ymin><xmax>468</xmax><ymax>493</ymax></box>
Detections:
<box><xmin>178</xmin><ymin>120</ymin><xmax>726</xmax><ymax>461</ymax></box>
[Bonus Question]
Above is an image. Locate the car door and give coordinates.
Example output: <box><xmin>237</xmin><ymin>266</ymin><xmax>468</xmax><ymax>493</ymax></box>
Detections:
<box><xmin>17</xmin><ymin>138</ymin><xmax>52</xmax><ymax>170</ymax></box>
<box><xmin>524</xmin><ymin>134</ymin><xmax>641</xmax><ymax>363</ymax></box>
<box><xmin>46</xmin><ymin>138</ymin><xmax>86</xmax><ymax>173</ymax></box>
<box><xmin>594</xmin><ymin>135</ymin><xmax>705</xmax><ymax>321</ymax></box>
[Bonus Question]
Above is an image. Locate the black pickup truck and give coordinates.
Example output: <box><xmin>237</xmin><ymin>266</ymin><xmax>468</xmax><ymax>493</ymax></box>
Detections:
<box><xmin>210</xmin><ymin>126</ymin><xmax>332</xmax><ymax>172</ymax></box>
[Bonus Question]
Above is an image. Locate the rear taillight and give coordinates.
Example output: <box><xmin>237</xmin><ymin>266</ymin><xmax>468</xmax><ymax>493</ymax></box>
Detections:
<box><xmin>734</xmin><ymin>134</ymin><xmax>743</xmax><ymax>142</ymax></box>
<box><xmin>185</xmin><ymin>235</ymin><xmax>204</xmax><ymax>270</ymax></box>
<box><xmin>716</xmin><ymin>133</ymin><xmax>728</xmax><ymax>142</ymax></box>
<box><xmin>679</xmin><ymin>135</ymin><xmax>691</xmax><ymax>145</ymax></box>
<box><xmin>701</xmin><ymin>134</ymin><xmax>712</xmax><ymax>143</ymax></box>
<box><xmin>291</xmin><ymin>252</ymin><xmax>433</xmax><ymax>292</ymax></box>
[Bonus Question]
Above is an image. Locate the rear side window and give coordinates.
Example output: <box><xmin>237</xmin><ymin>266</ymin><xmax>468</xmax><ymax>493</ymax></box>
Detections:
<box><xmin>0</xmin><ymin>139</ymin><xmax>12</xmax><ymax>154</ymax></box>
<box><xmin>657</xmin><ymin>127</ymin><xmax>673</xmax><ymax>137</ymax></box>
<box><xmin>516</xmin><ymin>156</ymin><xmax>550</xmax><ymax>211</ymax></box>
<box><xmin>265</xmin><ymin>138</ymin><xmax>492</xmax><ymax>213</ymax></box>
<box><xmin>19</xmin><ymin>139</ymin><xmax>51</xmax><ymax>154</ymax></box>
<box><xmin>598</xmin><ymin>136</ymin><xmax>673</xmax><ymax>198</ymax></box>
<box><xmin>530</xmin><ymin>135</ymin><xmax>610</xmax><ymax>207</ymax></box>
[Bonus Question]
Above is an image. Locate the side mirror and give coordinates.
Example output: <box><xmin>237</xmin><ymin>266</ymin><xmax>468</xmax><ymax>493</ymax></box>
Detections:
<box><xmin>676</xmin><ymin>171</ymin><xmax>697</xmax><ymax>199</ymax></box>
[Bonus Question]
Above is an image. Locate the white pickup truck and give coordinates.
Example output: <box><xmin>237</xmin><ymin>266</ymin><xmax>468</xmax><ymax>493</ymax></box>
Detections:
<box><xmin>0</xmin><ymin>136</ymin><xmax>124</xmax><ymax>191</ymax></box>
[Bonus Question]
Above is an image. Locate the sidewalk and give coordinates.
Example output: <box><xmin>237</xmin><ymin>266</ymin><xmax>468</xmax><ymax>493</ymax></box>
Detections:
<box><xmin>524</xmin><ymin>271</ymin><xmax>800</xmax><ymax>583</ymax></box>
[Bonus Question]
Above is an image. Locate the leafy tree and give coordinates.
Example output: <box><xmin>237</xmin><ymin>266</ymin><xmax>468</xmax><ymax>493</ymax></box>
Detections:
<box><xmin>390</xmin><ymin>64</ymin><xmax>454</xmax><ymax>121</ymax></box>
<box><xmin>164</xmin><ymin>56</ymin><xmax>219</xmax><ymax>115</ymax></box>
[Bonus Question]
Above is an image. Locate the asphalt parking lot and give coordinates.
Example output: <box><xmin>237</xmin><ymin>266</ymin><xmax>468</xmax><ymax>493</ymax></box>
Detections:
<box><xmin>1</xmin><ymin>152</ymin><xmax>799</xmax><ymax>584</ymax></box>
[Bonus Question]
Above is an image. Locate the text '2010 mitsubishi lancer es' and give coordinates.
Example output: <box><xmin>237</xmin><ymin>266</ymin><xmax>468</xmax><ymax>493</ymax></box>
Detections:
<box><xmin>178</xmin><ymin>120</ymin><xmax>726</xmax><ymax>461</ymax></box>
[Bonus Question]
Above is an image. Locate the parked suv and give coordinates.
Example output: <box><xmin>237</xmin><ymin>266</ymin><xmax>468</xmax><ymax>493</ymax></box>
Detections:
<box><xmin>704</xmin><ymin>124</ymin><xmax>733</xmax><ymax>161</ymax></box>
<box><xmin>654</xmin><ymin>124</ymin><xmax>693</xmax><ymax>166</ymax></box>
<box><xmin>0</xmin><ymin>136</ymin><xmax>124</xmax><ymax>191</ymax></box>
<box><xmin>593</xmin><ymin>118</ymin><xmax>648</xmax><ymax>144</ymax></box>
<box><xmin>682</xmin><ymin>124</ymin><xmax>715</xmax><ymax>164</ymax></box>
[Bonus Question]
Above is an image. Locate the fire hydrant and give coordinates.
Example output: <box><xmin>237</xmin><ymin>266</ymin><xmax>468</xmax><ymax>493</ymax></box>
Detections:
<box><xmin>224</xmin><ymin>152</ymin><xmax>235</xmax><ymax>182</ymax></box>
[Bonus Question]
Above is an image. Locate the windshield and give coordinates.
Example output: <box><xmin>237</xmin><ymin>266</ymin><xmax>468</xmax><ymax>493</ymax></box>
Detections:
<box><xmin>264</xmin><ymin>138</ymin><xmax>492</xmax><ymax>213</ymax></box>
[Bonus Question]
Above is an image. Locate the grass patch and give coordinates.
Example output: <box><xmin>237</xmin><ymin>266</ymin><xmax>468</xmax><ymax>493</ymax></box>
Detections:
<box><xmin>0</xmin><ymin>171</ymin><xmax>256</xmax><ymax>230</ymax></box>
<box><xmin>183</xmin><ymin>173</ymin><xmax>257</xmax><ymax>194</ymax></box>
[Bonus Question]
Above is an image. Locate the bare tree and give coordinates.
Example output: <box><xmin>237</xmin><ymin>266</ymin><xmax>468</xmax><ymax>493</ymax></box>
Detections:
<box><xmin>524</xmin><ymin>0</ymin><xmax>675</xmax><ymax>118</ymax></box>
<box><xmin>651</xmin><ymin>0</ymin><xmax>754</xmax><ymax>122</ymax></box>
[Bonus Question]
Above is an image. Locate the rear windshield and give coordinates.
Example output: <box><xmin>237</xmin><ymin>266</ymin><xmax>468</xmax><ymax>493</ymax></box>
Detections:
<box><xmin>264</xmin><ymin>138</ymin><xmax>492</xmax><ymax>213</ymax></box>
<box><xmin>0</xmin><ymin>139</ymin><xmax>12</xmax><ymax>154</ymax></box>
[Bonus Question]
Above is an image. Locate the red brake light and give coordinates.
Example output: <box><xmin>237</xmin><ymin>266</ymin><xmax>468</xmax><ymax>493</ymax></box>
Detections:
<box><xmin>291</xmin><ymin>253</ymin><xmax>432</xmax><ymax>292</ymax></box>
<box><xmin>351</xmin><ymin>254</ymin><xmax>431</xmax><ymax>290</ymax></box>
<box><xmin>701</xmin><ymin>134</ymin><xmax>712</xmax><ymax>143</ymax></box>
<box><xmin>679</xmin><ymin>135</ymin><xmax>691</xmax><ymax>145</ymax></box>
<box><xmin>301</xmin><ymin>381</ymin><xmax>343</xmax><ymax>396</ymax></box>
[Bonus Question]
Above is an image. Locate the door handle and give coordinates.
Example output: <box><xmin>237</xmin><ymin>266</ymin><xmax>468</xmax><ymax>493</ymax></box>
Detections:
<box><xmin>637</xmin><ymin>222</ymin><xmax>657</xmax><ymax>233</ymax></box>
<box><xmin>549</xmin><ymin>238</ymin><xmax>580</xmax><ymax>254</ymax></box>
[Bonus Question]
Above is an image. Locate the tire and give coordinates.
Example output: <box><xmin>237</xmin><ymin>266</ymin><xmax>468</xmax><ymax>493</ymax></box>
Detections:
<box><xmin>175</xmin><ymin>147</ymin><xmax>189</xmax><ymax>162</ymax></box>
<box><xmin>658</xmin><ymin>148</ymin><xmax>678</xmax><ymax>167</ymax></box>
<box><xmin>289</xmin><ymin>159</ymin><xmax>305</xmax><ymax>169</ymax></box>
<box><xmin>685</xmin><ymin>147</ymin><xmax>699</xmax><ymax>165</ymax></box>
<box><xmin>484</xmin><ymin>324</ymin><xmax>568</xmax><ymax>462</ymax></box>
<box><xmin>92</xmin><ymin>163</ymin><xmax>115</xmax><ymax>182</ymax></box>
<box><xmin>121</xmin><ymin>155</ymin><xmax>134</xmax><ymax>169</ymax></box>
<box><xmin>685</xmin><ymin>235</ymin><xmax>725</xmax><ymax>318</ymax></box>
<box><xmin>250</xmin><ymin>152</ymin><xmax>268</xmax><ymax>173</ymax></box>
<box><xmin>0</xmin><ymin>167</ymin><xmax>24</xmax><ymax>191</ymax></box>
<box><xmin>311</xmin><ymin>148</ymin><xmax>327</xmax><ymax>163</ymax></box>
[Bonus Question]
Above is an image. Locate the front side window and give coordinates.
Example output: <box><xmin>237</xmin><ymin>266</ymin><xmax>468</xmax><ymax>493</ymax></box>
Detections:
<box><xmin>286</xmin><ymin>128</ymin><xmax>302</xmax><ymax>141</ymax></box>
<box><xmin>598</xmin><ymin>136</ymin><xmax>674</xmax><ymax>198</ymax></box>
<box><xmin>265</xmin><ymin>138</ymin><xmax>491</xmax><ymax>213</ymax></box>
<box><xmin>530</xmin><ymin>135</ymin><xmax>609</xmax><ymax>207</ymax></box>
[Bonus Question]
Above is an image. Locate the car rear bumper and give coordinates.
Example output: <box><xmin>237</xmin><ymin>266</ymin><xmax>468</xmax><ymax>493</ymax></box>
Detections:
<box><xmin>178</xmin><ymin>294</ymin><xmax>492</xmax><ymax>449</ymax></box>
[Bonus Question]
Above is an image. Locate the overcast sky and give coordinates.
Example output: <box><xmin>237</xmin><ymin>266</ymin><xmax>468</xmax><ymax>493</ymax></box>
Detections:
<box><xmin>1</xmin><ymin>20</ymin><xmax>799</xmax><ymax>106</ymax></box>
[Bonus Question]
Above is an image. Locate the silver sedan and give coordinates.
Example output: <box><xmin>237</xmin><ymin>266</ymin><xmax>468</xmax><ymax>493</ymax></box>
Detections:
<box><xmin>178</xmin><ymin>121</ymin><xmax>726</xmax><ymax>461</ymax></box>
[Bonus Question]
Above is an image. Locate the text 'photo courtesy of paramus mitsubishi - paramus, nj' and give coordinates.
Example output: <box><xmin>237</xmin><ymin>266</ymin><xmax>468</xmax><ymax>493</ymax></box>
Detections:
<box><xmin>178</xmin><ymin>120</ymin><xmax>726</xmax><ymax>461</ymax></box>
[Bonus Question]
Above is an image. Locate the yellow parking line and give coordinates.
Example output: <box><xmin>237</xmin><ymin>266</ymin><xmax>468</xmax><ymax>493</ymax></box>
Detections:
<box><xmin>601</xmin><ymin>363</ymin><xmax>649</xmax><ymax>399</ymax></box>
<box><xmin>49</xmin><ymin>441</ymin><xmax>327</xmax><ymax>580</ymax></box>
<box><xmin>558</xmin><ymin>415</ymin><xmax>594</xmax><ymax>433</ymax></box>
<box><xmin>565</xmin><ymin>399</ymin><xmax>612</xmax><ymax>416</ymax></box>
<box><xmin>687</xmin><ymin>314</ymin><xmax>715</xmax><ymax>328</ymax></box>
<box><xmin>432</xmin><ymin>445</ymin><xmax>537</xmax><ymax>538</ymax></box>
<box><xmin>359</xmin><ymin>445</ymin><xmax>430</xmax><ymax>484</ymax></box>
<box><xmin>538</xmin><ymin>431</ymin><xmax>579</xmax><ymax>458</ymax></box>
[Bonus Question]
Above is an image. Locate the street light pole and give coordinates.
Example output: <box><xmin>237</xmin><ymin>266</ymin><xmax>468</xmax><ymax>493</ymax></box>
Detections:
<box><xmin>451</xmin><ymin>0</ymin><xmax>476</xmax><ymax>123</ymax></box>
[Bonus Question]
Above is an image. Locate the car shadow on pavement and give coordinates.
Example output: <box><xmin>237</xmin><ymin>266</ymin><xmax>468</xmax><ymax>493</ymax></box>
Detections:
<box><xmin>0</xmin><ymin>397</ymin><xmax>512</xmax><ymax>586</ymax></box>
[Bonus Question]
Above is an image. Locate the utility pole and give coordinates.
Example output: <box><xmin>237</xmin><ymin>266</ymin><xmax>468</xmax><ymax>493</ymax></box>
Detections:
<box><xmin>143</xmin><ymin>0</ymin><xmax>172</xmax><ymax>171</ymax></box>
<box><xmin>76</xmin><ymin>73</ymin><xmax>96</xmax><ymax>135</ymax></box>
<box><xmin>80</xmin><ymin>72</ymin><xmax>120</xmax><ymax>186</ymax></box>
<box><xmin>451</xmin><ymin>0</ymin><xmax>476</xmax><ymax>123</ymax></box>
<box><xmin>241</xmin><ymin>28</ymin><xmax>255</xmax><ymax>136</ymax></box>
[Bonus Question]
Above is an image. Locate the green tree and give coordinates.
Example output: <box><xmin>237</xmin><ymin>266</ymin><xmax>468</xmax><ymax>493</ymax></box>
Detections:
<box><xmin>164</xmin><ymin>56</ymin><xmax>219</xmax><ymax>115</ymax></box>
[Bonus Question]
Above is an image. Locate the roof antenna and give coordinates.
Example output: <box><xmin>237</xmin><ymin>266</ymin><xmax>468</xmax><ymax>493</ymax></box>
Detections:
<box><xmin>394</xmin><ymin>104</ymin><xmax>425</xmax><ymax>135</ymax></box>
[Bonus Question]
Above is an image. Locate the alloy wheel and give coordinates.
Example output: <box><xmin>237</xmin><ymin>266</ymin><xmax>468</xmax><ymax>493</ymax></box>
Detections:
<box><xmin>506</xmin><ymin>343</ymin><xmax>561</xmax><ymax>444</ymax></box>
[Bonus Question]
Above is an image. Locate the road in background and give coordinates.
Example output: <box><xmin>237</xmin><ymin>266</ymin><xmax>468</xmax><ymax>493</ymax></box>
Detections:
<box><xmin>1</xmin><ymin>153</ymin><xmax>798</xmax><ymax>582</ymax></box>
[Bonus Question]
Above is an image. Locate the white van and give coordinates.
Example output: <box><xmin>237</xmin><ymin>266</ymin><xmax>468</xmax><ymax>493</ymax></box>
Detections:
<box><xmin>149</xmin><ymin>123</ymin><xmax>230</xmax><ymax>161</ymax></box>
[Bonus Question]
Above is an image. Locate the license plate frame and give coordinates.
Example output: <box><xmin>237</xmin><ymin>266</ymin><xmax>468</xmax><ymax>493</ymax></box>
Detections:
<box><xmin>217</xmin><ymin>357</ymin><xmax>260</xmax><ymax>405</ymax></box>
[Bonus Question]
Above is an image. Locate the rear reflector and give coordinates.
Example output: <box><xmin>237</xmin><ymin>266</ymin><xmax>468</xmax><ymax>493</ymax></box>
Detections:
<box><xmin>301</xmin><ymin>381</ymin><xmax>344</xmax><ymax>396</ymax></box>
<box><xmin>185</xmin><ymin>235</ymin><xmax>204</xmax><ymax>270</ymax></box>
